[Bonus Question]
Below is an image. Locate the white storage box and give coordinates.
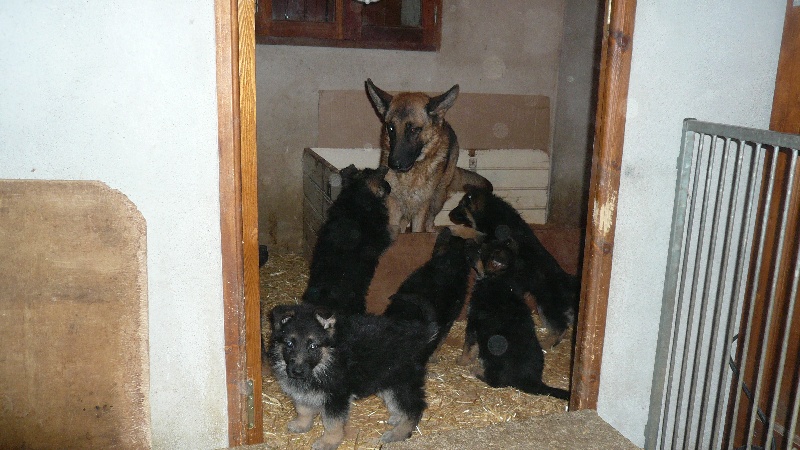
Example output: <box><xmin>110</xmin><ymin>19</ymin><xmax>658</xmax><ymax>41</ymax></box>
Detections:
<box><xmin>302</xmin><ymin>147</ymin><xmax>550</xmax><ymax>258</ymax></box>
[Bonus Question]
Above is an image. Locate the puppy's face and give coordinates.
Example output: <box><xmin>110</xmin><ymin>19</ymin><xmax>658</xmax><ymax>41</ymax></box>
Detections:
<box><xmin>449</xmin><ymin>186</ymin><xmax>490</xmax><ymax>228</ymax></box>
<box><xmin>269</xmin><ymin>305</ymin><xmax>335</xmax><ymax>380</ymax></box>
<box><xmin>341</xmin><ymin>165</ymin><xmax>391</xmax><ymax>199</ymax></box>
<box><xmin>365</xmin><ymin>79</ymin><xmax>459</xmax><ymax>172</ymax></box>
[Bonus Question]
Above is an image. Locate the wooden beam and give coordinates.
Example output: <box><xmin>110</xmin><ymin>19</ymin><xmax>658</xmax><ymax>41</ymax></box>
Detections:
<box><xmin>216</xmin><ymin>0</ymin><xmax>247</xmax><ymax>445</ymax></box>
<box><xmin>570</xmin><ymin>0</ymin><xmax>637</xmax><ymax>411</ymax></box>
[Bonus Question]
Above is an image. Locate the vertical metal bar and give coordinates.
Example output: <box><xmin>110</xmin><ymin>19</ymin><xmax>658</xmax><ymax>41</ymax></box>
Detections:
<box><xmin>694</xmin><ymin>137</ymin><xmax>738</xmax><ymax>448</ymax></box>
<box><xmin>692</xmin><ymin>137</ymin><xmax>732</xmax><ymax>449</ymax></box>
<box><xmin>651</xmin><ymin>125</ymin><xmax>702</xmax><ymax>450</ymax></box>
<box><xmin>729</xmin><ymin>146</ymin><xmax>779</xmax><ymax>449</ymax></box>
<box><xmin>711</xmin><ymin>141</ymin><xmax>763</xmax><ymax>450</ymax></box>
<box><xmin>746</xmin><ymin>146</ymin><xmax>792</xmax><ymax>450</ymax></box>
<box><xmin>666</xmin><ymin>131</ymin><xmax>709</xmax><ymax>449</ymax></box>
<box><xmin>763</xmin><ymin>148</ymin><xmax>799</xmax><ymax>450</ymax></box>
<box><xmin>678</xmin><ymin>134</ymin><xmax>719</xmax><ymax>450</ymax></box>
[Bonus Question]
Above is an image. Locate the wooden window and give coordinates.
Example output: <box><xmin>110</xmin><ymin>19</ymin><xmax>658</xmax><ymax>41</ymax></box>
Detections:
<box><xmin>255</xmin><ymin>0</ymin><xmax>442</xmax><ymax>51</ymax></box>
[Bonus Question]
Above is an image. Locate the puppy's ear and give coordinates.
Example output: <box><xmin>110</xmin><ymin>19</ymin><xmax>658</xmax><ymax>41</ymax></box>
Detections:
<box><xmin>427</xmin><ymin>84</ymin><xmax>459</xmax><ymax>119</ymax></box>
<box><xmin>339</xmin><ymin>164</ymin><xmax>359</xmax><ymax>187</ymax></box>
<box><xmin>433</xmin><ymin>226</ymin><xmax>453</xmax><ymax>250</ymax></box>
<box><xmin>271</xmin><ymin>304</ymin><xmax>296</xmax><ymax>331</ymax></box>
<box><xmin>314</xmin><ymin>307</ymin><xmax>336</xmax><ymax>330</ymax></box>
<box><xmin>365</xmin><ymin>79</ymin><xmax>393</xmax><ymax>118</ymax></box>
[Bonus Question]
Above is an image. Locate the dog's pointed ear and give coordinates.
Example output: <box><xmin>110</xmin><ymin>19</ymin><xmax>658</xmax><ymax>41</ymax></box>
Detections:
<box><xmin>314</xmin><ymin>307</ymin><xmax>336</xmax><ymax>330</ymax></box>
<box><xmin>365</xmin><ymin>79</ymin><xmax>392</xmax><ymax>118</ymax></box>
<box><xmin>339</xmin><ymin>164</ymin><xmax>359</xmax><ymax>188</ymax></box>
<box><xmin>432</xmin><ymin>226</ymin><xmax>454</xmax><ymax>255</ymax></box>
<box><xmin>427</xmin><ymin>84</ymin><xmax>459</xmax><ymax>119</ymax></box>
<box><xmin>271</xmin><ymin>304</ymin><xmax>296</xmax><ymax>331</ymax></box>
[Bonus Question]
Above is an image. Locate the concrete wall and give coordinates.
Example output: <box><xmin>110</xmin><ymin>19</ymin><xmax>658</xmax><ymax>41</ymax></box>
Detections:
<box><xmin>256</xmin><ymin>0</ymin><xmax>567</xmax><ymax>252</ymax></box>
<box><xmin>549</xmin><ymin>0</ymin><xmax>603</xmax><ymax>227</ymax></box>
<box><xmin>596</xmin><ymin>1</ymin><xmax>785</xmax><ymax>446</ymax></box>
<box><xmin>0</xmin><ymin>2</ymin><xmax>229</xmax><ymax>448</ymax></box>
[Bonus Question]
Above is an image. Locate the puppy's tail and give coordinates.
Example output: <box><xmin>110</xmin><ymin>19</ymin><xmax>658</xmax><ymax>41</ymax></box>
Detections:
<box><xmin>516</xmin><ymin>380</ymin><xmax>570</xmax><ymax>400</ymax></box>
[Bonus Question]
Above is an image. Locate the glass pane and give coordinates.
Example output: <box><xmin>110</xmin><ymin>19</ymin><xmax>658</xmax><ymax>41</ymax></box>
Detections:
<box><xmin>362</xmin><ymin>0</ymin><xmax>421</xmax><ymax>28</ymax></box>
<box><xmin>400</xmin><ymin>0</ymin><xmax>420</xmax><ymax>27</ymax></box>
<box><xmin>272</xmin><ymin>0</ymin><xmax>335</xmax><ymax>23</ymax></box>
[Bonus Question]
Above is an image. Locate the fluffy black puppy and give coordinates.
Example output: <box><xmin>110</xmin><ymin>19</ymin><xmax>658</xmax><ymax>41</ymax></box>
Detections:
<box><xmin>382</xmin><ymin>227</ymin><xmax>480</xmax><ymax>361</ymax></box>
<box><xmin>267</xmin><ymin>303</ymin><xmax>434</xmax><ymax>450</ymax></box>
<box><xmin>449</xmin><ymin>186</ymin><xmax>580</xmax><ymax>345</ymax></box>
<box><xmin>303</xmin><ymin>165</ymin><xmax>393</xmax><ymax>315</ymax></box>
<box><xmin>461</xmin><ymin>234</ymin><xmax>570</xmax><ymax>400</ymax></box>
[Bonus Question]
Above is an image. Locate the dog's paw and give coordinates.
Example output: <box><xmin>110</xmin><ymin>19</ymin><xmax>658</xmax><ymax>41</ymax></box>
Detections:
<box><xmin>311</xmin><ymin>437</ymin><xmax>342</xmax><ymax>450</ymax></box>
<box><xmin>287</xmin><ymin>418</ymin><xmax>313</xmax><ymax>434</ymax></box>
<box><xmin>456</xmin><ymin>352</ymin><xmax>474</xmax><ymax>366</ymax></box>
<box><xmin>380</xmin><ymin>427</ymin><xmax>413</xmax><ymax>443</ymax></box>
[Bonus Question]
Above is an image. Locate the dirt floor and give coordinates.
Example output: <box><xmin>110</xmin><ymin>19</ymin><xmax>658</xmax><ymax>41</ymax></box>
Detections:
<box><xmin>259</xmin><ymin>252</ymin><xmax>574</xmax><ymax>449</ymax></box>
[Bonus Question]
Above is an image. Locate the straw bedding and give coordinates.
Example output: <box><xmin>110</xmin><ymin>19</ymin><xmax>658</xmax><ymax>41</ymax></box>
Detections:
<box><xmin>260</xmin><ymin>252</ymin><xmax>573</xmax><ymax>449</ymax></box>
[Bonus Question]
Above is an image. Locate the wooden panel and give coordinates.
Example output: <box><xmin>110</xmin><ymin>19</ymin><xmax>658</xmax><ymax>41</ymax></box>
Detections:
<box><xmin>218</xmin><ymin>0</ymin><xmax>265</xmax><ymax>444</ymax></box>
<box><xmin>238</xmin><ymin>0</ymin><xmax>263</xmax><ymax>442</ymax></box>
<box><xmin>570</xmin><ymin>0</ymin><xmax>637</xmax><ymax>411</ymax></box>
<box><xmin>728</xmin><ymin>3</ymin><xmax>800</xmax><ymax>447</ymax></box>
<box><xmin>318</xmin><ymin>90</ymin><xmax>551</xmax><ymax>152</ymax></box>
<box><xmin>770</xmin><ymin>0</ymin><xmax>800</xmax><ymax>134</ymax></box>
<box><xmin>216</xmin><ymin>0</ymin><xmax>247</xmax><ymax>444</ymax></box>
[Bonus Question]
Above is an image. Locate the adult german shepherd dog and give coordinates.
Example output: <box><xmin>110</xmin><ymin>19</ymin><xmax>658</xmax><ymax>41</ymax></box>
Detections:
<box><xmin>266</xmin><ymin>303</ymin><xmax>434</xmax><ymax>450</ymax></box>
<box><xmin>365</xmin><ymin>79</ymin><xmax>493</xmax><ymax>237</ymax></box>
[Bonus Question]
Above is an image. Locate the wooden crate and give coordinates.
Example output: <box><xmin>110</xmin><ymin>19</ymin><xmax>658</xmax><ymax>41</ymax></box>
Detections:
<box><xmin>302</xmin><ymin>147</ymin><xmax>551</xmax><ymax>259</ymax></box>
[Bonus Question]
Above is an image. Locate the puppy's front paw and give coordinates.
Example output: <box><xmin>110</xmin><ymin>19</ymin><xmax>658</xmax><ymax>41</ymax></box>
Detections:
<box><xmin>380</xmin><ymin>427</ymin><xmax>413</xmax><ymax>443</ymax></box>
<box><xmin>311</xmin><ymin>437</ymin><xmax>342</xmax><ymax>450</ymax></box>
<box><xmin>287</xmin><ymin>417</ymin><xmax>313</xmax><ymax>433</ymax></box>
<box><xmin>456</xmin><ymin>352</ymin><xmax>474</xmax><ymax>366</ymax></box>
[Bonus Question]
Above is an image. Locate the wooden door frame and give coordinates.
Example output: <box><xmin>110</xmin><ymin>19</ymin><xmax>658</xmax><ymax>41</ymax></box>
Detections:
<box><xmin>216</xmin><ymin>0</ymin><xmax>262</xmax><ymax>446</ymax></box>
<box><xmin>216</xmin><ymin>0</ymin><xmax>639</xmax><ymax>443</ymax></box>
<box><xmin>570</xmin><ymin>0</ymin><xmax>637</xmax><ymax>410</ymax></box>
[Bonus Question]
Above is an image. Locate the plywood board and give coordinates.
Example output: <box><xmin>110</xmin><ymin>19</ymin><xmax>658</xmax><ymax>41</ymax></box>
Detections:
<box><xmin>319</xmin><ymin>90</ymin><xmax>550</xmax><ymax>152</ymax></box>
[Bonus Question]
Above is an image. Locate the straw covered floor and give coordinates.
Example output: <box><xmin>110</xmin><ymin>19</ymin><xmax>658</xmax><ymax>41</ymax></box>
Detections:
<box><xmin>259</xmin><ymin>252</ymin><xmax>573</xmax><ymax>449</ymax></box>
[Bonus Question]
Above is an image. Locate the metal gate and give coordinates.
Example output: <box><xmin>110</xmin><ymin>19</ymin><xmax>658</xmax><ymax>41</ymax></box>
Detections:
<box><xmin>646</xmin><ymin>119</ymin><xmax>800</xmax><ymax>449</ymax></box>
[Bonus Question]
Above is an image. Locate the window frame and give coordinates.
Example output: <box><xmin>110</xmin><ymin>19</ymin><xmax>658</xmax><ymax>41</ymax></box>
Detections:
<box><xmin>255</xmin><ymin>0</ymin><xmax>442</xmax><ymax>51</ymax></box>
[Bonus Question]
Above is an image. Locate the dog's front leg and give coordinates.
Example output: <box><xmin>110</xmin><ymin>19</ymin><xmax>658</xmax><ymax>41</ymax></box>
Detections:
<box><xmin>287</xmin><ymin>402</ymin><xmax>319</xmax><ymax>434</ymax></box>
<box><xmin>386</xmin><ymin>196</ymin><xmax>407</xmax><ymax>239</ymax></box>
<box><xmin>313</xmin><ymin>400</ymin><xmax>349</xmax><ymax>450</ymax></box>
<box><xmin>457</xmin><ymin>328</ymin><xmax>479</xmax><ymax>366</ymax></box>
<box><xmin>409</xmin><ymin>209</ymin><xmax>430</xmax><ymax>233</ymax></box>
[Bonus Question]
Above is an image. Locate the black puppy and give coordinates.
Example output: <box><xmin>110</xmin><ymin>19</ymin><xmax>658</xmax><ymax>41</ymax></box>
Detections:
<box><xmin>449</xmin><ymin>186</ymin><xmax>579</xmax><ymax>346</ymax></box>
<box><xmin>382</xmin><ymin>227</ymin><xmax>480</xmax><ymax>361</ymax></box>
<box><xmin>303</xmin><ymin>165</ymin><xmax>393</xmax><ymax>315</ymax></box>
<box><xmin>460</xmin><ymin>233</ymin><xmax>570</xmax><ymax>400</ymax></box>
<box><xmin>266</xmin><ymin>303</ymin><xmax>434</xmax><ymax>450</ymax></box>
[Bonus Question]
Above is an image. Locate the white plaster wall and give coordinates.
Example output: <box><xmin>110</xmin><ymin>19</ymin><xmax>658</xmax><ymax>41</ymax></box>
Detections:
<box><xmin>597</xmin><ymin>1</ymin><xmax>785</xmax><ymax>446</ymax></box>
<box><xmin>0</xmin><ymin>2</ymin><xmax>228</xmax><ymax>448</ymax></box>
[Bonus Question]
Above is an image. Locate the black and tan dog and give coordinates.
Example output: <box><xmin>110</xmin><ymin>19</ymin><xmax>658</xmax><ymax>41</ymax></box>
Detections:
<box><xmin>459</xmin><ymin>230</ymin><xmax>570</xmax><ymax>400</ymax></box>
<box><xmin>266</xmin><ymin>303</ymin><xmax>435</xmax><ymax>450</ymax></box>
<box><xmin>449</xmin><ymin>186</ymin><xmax>580</xmax><ymax>347</ymax></box>
<box><xmin>303</xmin><ymin>165</ymin><xmax>393</xmax><ymax>315</ymax></box>
<box><xmin>365</xmin><ymin>79</ymin><xmax>493</xmax><ymax>237</ymax></box>
<box><xmin>383</xmin><ymin>227</ymin><xmax>481</xmax><ymax>361</ymax></box>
